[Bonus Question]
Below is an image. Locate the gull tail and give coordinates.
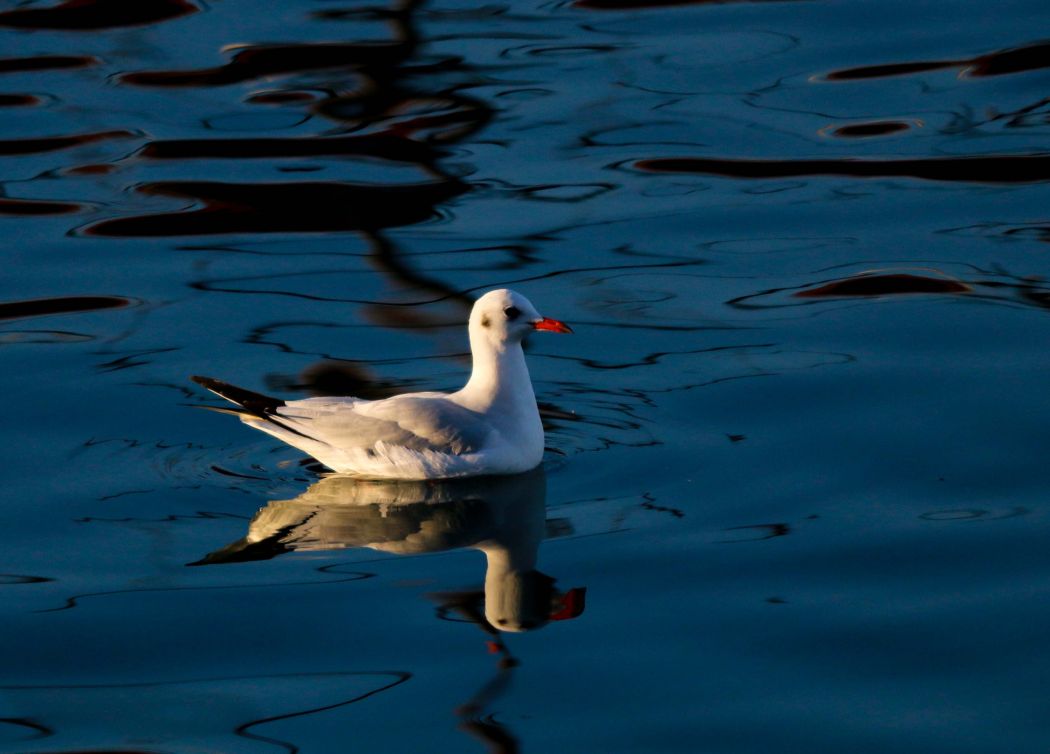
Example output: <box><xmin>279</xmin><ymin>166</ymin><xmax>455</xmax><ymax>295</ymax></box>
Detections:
<box><xmin>191</xmin><ymin>375</ymin><xmax>317</xmax><ymax>442</ymax></box>
<box><xmin>190</xmin><ymin>375</ymin><xmax>285</xmax><ymax>418</ymax></box>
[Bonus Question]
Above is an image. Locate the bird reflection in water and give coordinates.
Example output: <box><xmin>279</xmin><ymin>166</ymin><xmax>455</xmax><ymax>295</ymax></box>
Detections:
<box><xmin>196</xmin><ymin>468</ymin><xmax>583</xmax><ymax>631</ymax></box>
<box><xmin>195</xmin><ymin>467</ymin><xmax>585</xmax><ymax>753</ymax></box>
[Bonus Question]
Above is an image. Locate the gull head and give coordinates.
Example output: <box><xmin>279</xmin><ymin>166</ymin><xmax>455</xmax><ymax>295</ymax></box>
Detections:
<box><xmin>469</xmin><ymin>289</ymin><xmax>572</xmax><ymax>347</ymax></box>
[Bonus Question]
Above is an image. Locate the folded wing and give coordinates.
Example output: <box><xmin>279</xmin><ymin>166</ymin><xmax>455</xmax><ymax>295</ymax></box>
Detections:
<box><xmin>271</xmin><ymin>393</ymin><xmax>490</xmax><ymax>456</ymax></box>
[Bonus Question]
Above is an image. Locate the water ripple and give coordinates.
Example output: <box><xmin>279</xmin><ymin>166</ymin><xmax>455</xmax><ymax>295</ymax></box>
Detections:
<box><xmin>120</xmin><ymin>41</ymin><xmax>419</xmax><ymax>88</ymax></box>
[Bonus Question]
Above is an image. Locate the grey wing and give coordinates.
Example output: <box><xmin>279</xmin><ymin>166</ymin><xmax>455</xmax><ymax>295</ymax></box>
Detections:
<box><xmin>271</xmin><ymin>394</ymin><xmax>491</xmax><ymax>455</ymax></box>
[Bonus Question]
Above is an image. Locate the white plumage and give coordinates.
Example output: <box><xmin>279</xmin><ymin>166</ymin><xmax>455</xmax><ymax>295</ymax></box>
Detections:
<box><xmin>192</xmin><ymin>289</ymin><xmax>572</xmax><ymax>479</ymax></box>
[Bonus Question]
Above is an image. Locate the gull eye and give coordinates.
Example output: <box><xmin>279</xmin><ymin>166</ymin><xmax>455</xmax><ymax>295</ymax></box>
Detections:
<box><xmin>504</xmin><ymin>306</ymin><xmax>521</xmax><ymax>321</ymax></box>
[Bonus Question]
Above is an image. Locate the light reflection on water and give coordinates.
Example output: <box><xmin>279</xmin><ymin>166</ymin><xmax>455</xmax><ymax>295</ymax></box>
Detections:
<box><xmin>2</xmin><ymin>0</ymin><xmax>1050</xmax><ymax>751</ymax></box>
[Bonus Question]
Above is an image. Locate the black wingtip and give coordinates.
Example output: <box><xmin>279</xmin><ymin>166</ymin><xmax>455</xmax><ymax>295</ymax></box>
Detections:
<box><xmin>186</xmin><ymin>536</ymin><xmax>290</xmax><ymax>566</ymax></box>
<box><xmin>189</xmin><ymin>375</ymin><xmax>285</xmax><ymax>417</ymax></box>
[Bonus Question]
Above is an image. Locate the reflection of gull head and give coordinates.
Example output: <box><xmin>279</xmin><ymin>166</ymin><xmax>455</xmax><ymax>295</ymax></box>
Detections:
<box><xmin>485</xmin><ymin>562</ymin><xmax>551</xmax><ymax>633</ymax></box>
<box><xmin>483</xmin><ymin>569</ymin><xmax>586</xmax><ymax>633</ymax></box>
<box><xmin>194</xmin><ymin>468</ymin><xmax>585</xmax><ymax>632</ymax></box>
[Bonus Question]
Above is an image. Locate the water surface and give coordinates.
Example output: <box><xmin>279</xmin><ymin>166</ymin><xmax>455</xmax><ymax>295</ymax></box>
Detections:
<box><xmin>2</xmin><ymin>0</ymin><xmax>1050</xmax><ymax>752</ymax></box>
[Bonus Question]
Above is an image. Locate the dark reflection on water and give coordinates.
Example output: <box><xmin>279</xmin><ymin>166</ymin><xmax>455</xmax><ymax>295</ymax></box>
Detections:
<box><xmin>0</xmin><ymin>296</ymin><xmax>135</xmax><ymax>321</ymax></box>
<box><xmin>728</xmin><ymin>266</ymin><xmax>1050</xmax><ymax>313</ymax></box>
<box><xmin>637</xmin><ymin>155</ymin><xmax>1050</xmax><ymax>183</ymax></box>
<box><xmin>0</xmin><ymin>130</ymin><xmax>134</xmax><ymax>156</ymax></box>
<box><xmin>0</xmin><ymin>94</ymin><xmax>41</xmax><ymax>107</ymax></box>
<box><xmin>0</xmin><ymin>717</ymin><xmax>52</xmax><ymax>743</ymax></box>
<box><xmin>0</xmin><ymin>0</ymin><xmax>197</xmax><ymax>31</ymax></box>
<box><xmin>826</xmin><ymin>120</ymin><xmax>914</xmax><ymax>138</ymax></box>
<box><xmin>575</xmin><ymin>0</ymin><xmax>794</xmax><ymax>7</ymax></box>
<box><xmin>0</xmin><ymin>574</ymin><xmax>54</xmax><ymax>585</ymax></box>
<box><xmin>85</xmin><ymin>180</ymin><xmax>470</xmax><ymax>236</ymax></box>
<box><xmin>825</xmin><ymin>40</ymin><xmax>1050</xmax><ymax>81</ymax></box>
<box><xmin>794</xmin><ymin>273</ymin><xmax>972</xmax><ymax>298</ymax></box>
<box><xmin>0</xmin><ymin>55</ymin><xmax>97</xmax><ymax>73</ymax></box>
<box><xmin>0</xmin><ymin>197</ymin><xmax>81</xmax><ymax>215</ymax></box>
<box><xmin>275</xmin><ymin>360</ymin><xmax>421</xmax><ymax>401</ymax></box>
<box><xmin>719</xmin><ymin>522</ymin><xmax>790</xmax><ymax>543</ymax></box>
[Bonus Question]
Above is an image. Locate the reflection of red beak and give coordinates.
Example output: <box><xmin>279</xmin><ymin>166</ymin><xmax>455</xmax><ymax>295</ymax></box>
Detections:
<box><xmin>533</xmin><ymin>317</ymin><xmax>574</xmax><ymax>334</ymax></box>
<box><xmin>549</xmin><ymin>587</ymin><xmax>586</xmax><ymax>621</ymax></box>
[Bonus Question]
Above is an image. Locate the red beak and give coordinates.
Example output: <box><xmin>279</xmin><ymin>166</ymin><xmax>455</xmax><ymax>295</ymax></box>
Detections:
<box><xmin>549</xmin><ymin>587</ymin><xmax>587</xmax><ymax>621</ymax></box>
<box><xmin>533</xmin><ymin>317</ymin><xmax>573</xmax><ymax>334</ymax></box>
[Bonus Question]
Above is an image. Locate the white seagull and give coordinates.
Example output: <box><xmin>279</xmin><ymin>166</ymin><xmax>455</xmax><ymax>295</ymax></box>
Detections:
<box><xmin>192</xmin><ymin>289</ymin><xmax>572</xmax><ymax>479</ymax></box>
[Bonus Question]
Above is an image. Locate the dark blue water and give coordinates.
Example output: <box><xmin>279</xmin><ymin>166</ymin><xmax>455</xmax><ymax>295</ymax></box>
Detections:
<box><xmin>3</xmin><ymin>0</ymin><xmax>1050</xmax><ymax>751</ymax></box>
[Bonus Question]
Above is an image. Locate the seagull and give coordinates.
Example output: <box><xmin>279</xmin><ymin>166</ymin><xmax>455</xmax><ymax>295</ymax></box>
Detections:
<box><xmin>191</xmin><ymin>289</ymin><xmax>572</xmax><ymax>479</ymax></box>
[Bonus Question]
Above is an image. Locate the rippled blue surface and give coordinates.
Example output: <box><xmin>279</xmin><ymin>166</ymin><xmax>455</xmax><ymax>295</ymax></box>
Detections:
<box><xmin>3</xmin><ymin>0</ymin><xmax>1050</xmax><ymax>752</ymax></box>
